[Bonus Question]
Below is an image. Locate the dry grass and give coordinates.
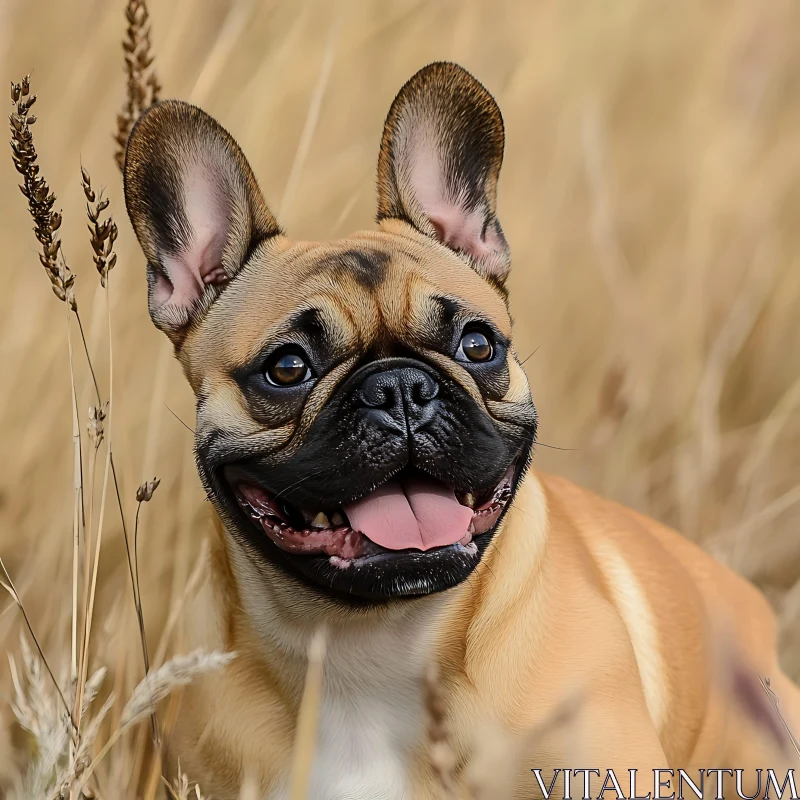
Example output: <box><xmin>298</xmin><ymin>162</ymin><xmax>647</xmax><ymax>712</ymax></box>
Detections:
<box><xmin>424</xmin><ymin>664</ymin><xmax>458</xmax><ymax>800</ymax></box>
<box><xmin>288</xmin><ymin>629</ymin><xmax>326</xmax><ymax>800</ymax></box>
<box><xmin>114</xmin><ymin>0</ymin><xmax>161</xmax><ymax>172</ymax></box>
<box><xmin>0</xmin><ymin>0</ymin><xmax>799</xmax><ymax>795</ymax></box>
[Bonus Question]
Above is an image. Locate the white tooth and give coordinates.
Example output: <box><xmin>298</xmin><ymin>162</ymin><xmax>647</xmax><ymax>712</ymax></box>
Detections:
<box><xmin>331</xmin><ymin>511</ymin><xmax>346</xmax><ymax>526</ymax></box>
<box><xmin>464</xmin><ymin>493</ymin><xmax>476</xmax><ymax>509</ymax></box>
<box><xmin>312</xmin><ymin>512</ymin><xmax>331</xmax><ymax>529</ymax></box>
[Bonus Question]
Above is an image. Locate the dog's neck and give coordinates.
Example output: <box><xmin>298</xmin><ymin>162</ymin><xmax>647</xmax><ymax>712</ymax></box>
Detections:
<box><xmin>212</xmin><ymin>525</ymin><xmax>458</xmax><ymax>799</ymax></box>
<box><xmin>206</xmin><ymin>472</ymin><xmax>549</xmax><ymax>684</ymax></box>
<box><xmin>225</xmin><ymin>542</ymin><xmax>447</xmax><ymax>695</ymax></box>
<box><xmin>187</xmin><ymin>475</ymin><xmax>549</xmax><ymax>797</ymax></box>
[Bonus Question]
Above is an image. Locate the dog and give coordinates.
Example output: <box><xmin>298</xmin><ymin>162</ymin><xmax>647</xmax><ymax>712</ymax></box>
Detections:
<box><xmin>123</xmin><ymin>62</ymin><xmax>800</xmax><ymax>799</ymax></box>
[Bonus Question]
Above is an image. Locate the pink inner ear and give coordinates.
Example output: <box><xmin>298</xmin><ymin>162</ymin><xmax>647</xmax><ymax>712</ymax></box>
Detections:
<box><xmin>408</xmin><ymin>133</ymin><xmax>504</xmax><ymax>268</ymax></box>
<box><xmin>427</xmin><ymin>205</ymin><xmax>501</xmax><ymax>261</ymax></box>
<box><xmin>154</xmin><ymin>168</ymin><xmax>231</xmax><ymax>311</ymax></box>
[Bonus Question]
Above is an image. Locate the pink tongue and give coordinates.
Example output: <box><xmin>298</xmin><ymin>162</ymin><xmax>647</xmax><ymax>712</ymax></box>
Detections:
<box><xmin>343</xmin><ymin>478</ymin><xmax>474</xmax><ymax>551</ymax></box>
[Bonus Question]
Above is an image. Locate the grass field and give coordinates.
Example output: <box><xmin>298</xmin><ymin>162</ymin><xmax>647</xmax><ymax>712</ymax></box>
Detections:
<box><xmin>1</xmin><ymin>0</ymin><xmax>799</xmax><ymax>794</ymax></box>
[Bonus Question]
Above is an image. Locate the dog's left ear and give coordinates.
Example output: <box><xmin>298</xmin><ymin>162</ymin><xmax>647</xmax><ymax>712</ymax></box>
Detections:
<box><xmin>377</xmin><ymin>62</ymin><xmax>510</xmax><ymax>286</ymax></box>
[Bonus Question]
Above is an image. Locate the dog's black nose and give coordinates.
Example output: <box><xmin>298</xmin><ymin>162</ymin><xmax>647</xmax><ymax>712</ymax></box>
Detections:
<box><xmin>357</xmin><ymin>367</ymin><xmax>439</xmax><ymax>433</ymax></box>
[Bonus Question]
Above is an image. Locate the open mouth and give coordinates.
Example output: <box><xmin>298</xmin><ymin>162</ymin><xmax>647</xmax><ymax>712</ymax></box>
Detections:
<box><xmin>228</xmin><ymin>466</ymin><xmax>515</xmax><ymax>571</ymax></box>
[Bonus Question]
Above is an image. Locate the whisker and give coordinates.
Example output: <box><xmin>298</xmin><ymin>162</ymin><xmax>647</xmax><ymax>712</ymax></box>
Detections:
<box><xmin>519</xmin><ymin>343</ymin><xmax>543</xmax><ymax>366</ymax></box>
<box><xmin>165</xmin><ymin>404</ymin><xmax>195</xmax><ymax>434</ymax></box>
<box><xmin>534</xmin><ymin>441</ymin><xmax>578</xmax><ymax>452</ymax></box>
<box><xmin>484</xmin><ymin>539</ymin><xmax>507</xmax><ymax>563</ymax></box>
<box><xmin>272</xmin><ymin>470</ymin><xmax>326</xmax><ymax>503</ymax></box>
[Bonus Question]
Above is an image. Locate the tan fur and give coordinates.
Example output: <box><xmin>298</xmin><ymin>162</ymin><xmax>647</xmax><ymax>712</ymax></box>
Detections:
<box><xmin>161</xmin><ymin>223</ymin><xmax>800</xmax><ymax>796</ymax></box>
<box><xmin>121</xmin><ymin>63</ymin><xmax>800</xmax><ymax>799</ymax></box>
<box><xmin>172</xmin><ymin>471</ymin><xmax>800</xmax><ymax>798</ymax></box>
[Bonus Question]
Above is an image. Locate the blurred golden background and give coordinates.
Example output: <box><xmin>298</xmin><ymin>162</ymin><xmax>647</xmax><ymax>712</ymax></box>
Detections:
<box><xmin>1</xmin><ymin>0</ymin><xmax>799</xmax><ymax>791</ymax></box>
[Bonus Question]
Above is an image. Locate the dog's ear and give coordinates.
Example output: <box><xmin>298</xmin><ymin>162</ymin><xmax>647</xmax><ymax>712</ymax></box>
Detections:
<box><xmin>124</xmin><ymin>100</ymin><xmax>281</xmax><ymax>340</ymax></box>
<box><xmin>377</xmin><ymin>62</ymin><xmax>510</xmax><ymax>286</ymax></box>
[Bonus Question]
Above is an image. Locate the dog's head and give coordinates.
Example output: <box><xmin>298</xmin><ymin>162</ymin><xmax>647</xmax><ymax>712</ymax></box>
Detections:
<box><xmin>124</xmin><ymin>63</ymin><xmax>537</xmax><ymax>602</ymax></box>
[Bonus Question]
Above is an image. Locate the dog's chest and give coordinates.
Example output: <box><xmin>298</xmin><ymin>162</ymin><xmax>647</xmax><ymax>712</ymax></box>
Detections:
<box><xmin>270</xmin><ymin>624</ymin><xmax>431</xmax><ymax>800</ymax></box>
<box><xmin>311</xmin><ymin>676</ymin><xmax>418</xmax><ymax>798</ymax></box>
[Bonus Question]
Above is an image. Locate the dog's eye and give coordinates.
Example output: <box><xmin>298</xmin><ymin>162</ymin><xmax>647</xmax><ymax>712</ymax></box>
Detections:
<box><xmin>265</xmin><ymin>350</ymin><xmax>312</xmax><ymax>386</ymax></box>
<box><xmin>456</xmin><ymin>329</ymin><xmax>493</xmax><ymax>363</ymax></box>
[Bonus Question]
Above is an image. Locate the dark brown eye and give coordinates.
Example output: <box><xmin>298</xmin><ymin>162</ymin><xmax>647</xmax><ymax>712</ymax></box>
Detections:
<box><xmin>457</xmin><ymin>330</ymin><xmax>493</xmax><ymax>363</ymax></box>
<box><xmin>265</xmin><ymin>351</ymin><xmax>312</xmax><ymax>386</ymax></box>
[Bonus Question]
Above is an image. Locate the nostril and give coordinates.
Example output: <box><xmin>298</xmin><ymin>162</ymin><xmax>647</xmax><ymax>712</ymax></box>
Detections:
<box><xmin>358</xmin><ymin>387</ymin><xmax>392</xmax><ymax>409</ymax></box>
<box><xmin>357</xmin><ymin>373</ymin><xmax>400</xmax><ymax>410</ymax></box>
<box><xmin>413</xmin><ymin>377</ymin><xmax>439</xmax><ymax>404</ymax></box>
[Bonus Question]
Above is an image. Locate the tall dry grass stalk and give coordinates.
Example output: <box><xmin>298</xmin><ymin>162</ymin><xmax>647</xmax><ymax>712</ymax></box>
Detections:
<box><xmin>288</xmin><ymin>628</ymin><xmax>327</xmax><ymax>800</ymax></box>
<box><xmin>762</xmin><ymin>678</ymin><xmax>800</xmax><ymax>761</ymax></box>
<box><xmin>73</xmin><ymin>167</ymin><xmax>121</xmax><ymax>744</ymax></box>
<box><xmin>10</xmin><ymin>63</ymin><xmax>160</xmax><ymax>749</ymax></box>
<box><xmin>465</xmin><ymin>694</ymin><xmax>585</xmax><ymax>800</ymax></box>
<box><xmin>169</xmin><ymin>766</ymin><xmax>208</xmax><ymax>800</ymax></box>
<box><xmin>0</xmin><ymin>561</ymin><xmax>76</xmax><ymax>736</ymax></box>
<box><xmin>114</xmin><ymin>0</ymin><xmax>161</xmax><ymax>171</ymax></box>
<box><xmin>9</xmin><ymin>77</ymin><xmax>74</xmax><ymax>308</ymax></box>
<box><xmin>4</xmin><ymin>52</ymin><xmax>235</xmax><ymax>796</ymax></box>
<box><xmin>424</xmin><ymin>664</ymin><xmax>458</xmax><ymax>800</ymax></box>
<box><xmin>9</xmin><ymin>76</ymin><xmax>87</xmax><ymax>751</ymax></box>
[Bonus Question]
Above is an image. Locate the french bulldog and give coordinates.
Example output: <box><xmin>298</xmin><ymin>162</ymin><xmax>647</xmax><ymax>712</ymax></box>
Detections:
<box><xmin>124</xmin><ymin>62</ymin><xmax>800</xmax><ymax>799</ymax></box>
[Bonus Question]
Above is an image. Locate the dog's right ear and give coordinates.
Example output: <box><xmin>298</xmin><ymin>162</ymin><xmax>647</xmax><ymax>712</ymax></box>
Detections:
<box><xmin>124</xmin><ymin>100</ymin><xmax>281</xmax><ymax>342</ymax></box>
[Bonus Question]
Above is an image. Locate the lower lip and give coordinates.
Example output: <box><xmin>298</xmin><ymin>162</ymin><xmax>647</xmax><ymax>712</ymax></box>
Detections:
<box><xmin>327</xmin><ymin>539</ymin><xmax>479</xmax><ymax>571</ymax></box>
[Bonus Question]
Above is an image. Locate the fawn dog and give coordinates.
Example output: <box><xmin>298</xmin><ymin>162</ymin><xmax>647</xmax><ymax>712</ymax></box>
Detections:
<box><xmin>123</xmin><ymin>63</ymin><xmax>800</xmax><ymax>799</ymax></box>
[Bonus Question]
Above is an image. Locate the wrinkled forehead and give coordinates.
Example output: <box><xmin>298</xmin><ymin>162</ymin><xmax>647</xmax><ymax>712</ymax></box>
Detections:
<box><xmin>185</xmin><ymin>229</ymin><xmax>511</xmax><ymax>376</ymax></box>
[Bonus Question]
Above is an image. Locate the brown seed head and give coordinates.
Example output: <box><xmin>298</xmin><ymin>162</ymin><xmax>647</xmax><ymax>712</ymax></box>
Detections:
<box><xmin>87</xmin><ymin>404</ymin><xmax>107</xmax><ymax>447</ymax></box>
<box><xmin>81</xmin><ymin>168</ymin><xmax>118</xmax><ymax>287</ymax></box>
<box><xmin>9</xmin><ymin>76</ymin><xmax>76</xmax><ymax>309</ymax></box>
<box><xmin>136</xmin><ymin>477</ymin><xmax>161</xmax><ymax>503</ymax></box>
<box><xmin>115</xmin><ymin>0</ymin><xmax>161</xmax><ymax>172</ymax></box>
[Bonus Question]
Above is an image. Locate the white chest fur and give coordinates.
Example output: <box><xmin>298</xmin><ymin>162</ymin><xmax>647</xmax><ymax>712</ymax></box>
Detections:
<box><xmin>232</xmin><ymin>548</ymin><xmax>444</xmax><ymax>800</ymax></box>
<box><xmin>269</xmin><ymin>610</ymin><xmax>438</xmax><ymax>800</ymax></box>
<box><xmin>309</xmin><ymin>666</ymin><xmax>417</xmax><ymax>798</ymax></box>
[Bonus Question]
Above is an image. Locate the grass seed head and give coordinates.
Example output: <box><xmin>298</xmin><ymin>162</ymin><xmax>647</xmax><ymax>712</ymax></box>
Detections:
<box><xmin>87</xmin><ymin>404</ymin><xmax>106</xmax><ymax>448</ymax></box>
<box><xmin>9</xmin><ymin>76</ymin><xmax>76</xmax><ymax>309</ymax></box>
<box><xmin>81</xmin><ymin>169</ymin><xmax>118</xmax><ymax>288</ymax></box>
<box><xmin>120</xmin><ymin>649</ymin><xmax>236</xmax><ymax>730</ymax></box>
<box><xmin>114</xmin><ymin>0</ymin><xmax>161</xmax><ymax>171</ymax></box>
<box><xmin>136</xmin><ymin>477</ymin><xmax>160</xmax><ymax>503</ymax></box>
